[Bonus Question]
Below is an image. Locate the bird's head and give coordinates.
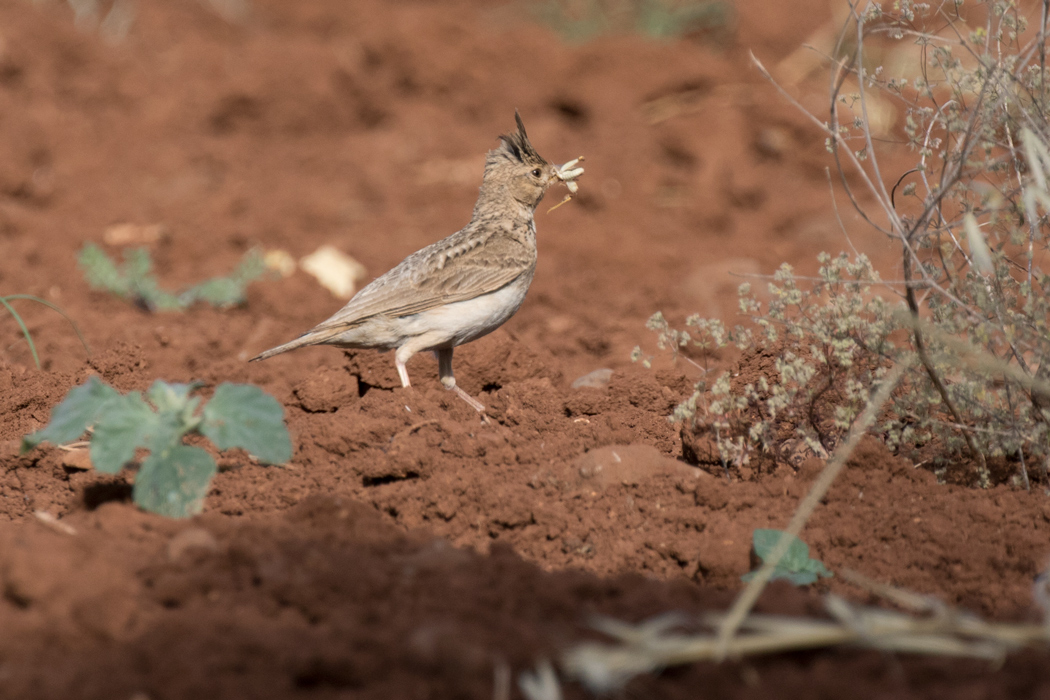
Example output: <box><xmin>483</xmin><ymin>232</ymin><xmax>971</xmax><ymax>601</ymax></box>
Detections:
<box><xmin>479</xmin><ymin>111</ymin><xmax>559</xmax><ymax>213</ymax></box>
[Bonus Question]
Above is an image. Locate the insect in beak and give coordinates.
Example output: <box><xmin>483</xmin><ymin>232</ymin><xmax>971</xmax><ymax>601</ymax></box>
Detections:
<box><xmin>547</xmin><ymin>156</ymin><xmax>585</xmax><ymax>213</ymax></box>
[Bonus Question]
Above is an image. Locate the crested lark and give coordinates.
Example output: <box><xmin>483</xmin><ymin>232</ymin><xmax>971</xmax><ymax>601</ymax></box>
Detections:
<box><xmin>250</xmin><ymin>112</ymin><xmax>583</xmax><ymax>412</ymax></box>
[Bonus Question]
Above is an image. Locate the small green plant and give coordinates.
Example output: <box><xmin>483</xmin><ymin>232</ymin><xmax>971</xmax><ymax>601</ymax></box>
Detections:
<box><xmin>78</xmin><ymin>243</ymin><xmax>267</xmax><ymax>312</ymax></box>
<box><xmin>532</xmin><ymin>0</ymin><xmax>728</xmax><ymax>42</ymax></box>
<box><xmin>22</xmin><ymin>376</ymin><xmax>292</xmax><ymax>517</ymax></box>
<box><xmin>741</xmin><ymin>529</ymin><xmax>833</xmax><ymax>586</ymax></box>
<box><xmin>1</xmin><ymin>294</ymin><xmax>90</xmax><ymax>369</ymax></box>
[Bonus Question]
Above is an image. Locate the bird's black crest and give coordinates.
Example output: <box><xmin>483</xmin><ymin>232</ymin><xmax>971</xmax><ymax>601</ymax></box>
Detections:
<box><xmin>496</xmin><ymin>110</ymin><xmax>545</xmax><ymax>166</ymax></box>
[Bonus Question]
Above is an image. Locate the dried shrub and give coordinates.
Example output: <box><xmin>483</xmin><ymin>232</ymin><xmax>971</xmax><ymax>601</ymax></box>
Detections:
<box><xmin>639</xmin><ymin>1</ymin><xmax>1050</xmax><ymax>488</ymax></box>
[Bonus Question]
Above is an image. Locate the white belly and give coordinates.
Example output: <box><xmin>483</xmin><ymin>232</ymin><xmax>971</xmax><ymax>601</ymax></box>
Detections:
<box><xmin>330</xmin><ymin>272</ymin><xmax>534</xmax><ymax>352</ymax></box>
<box><xmin>404</xmin><ymin>273</ymin><xmax>532</xmax><ymax>348</ymax></box>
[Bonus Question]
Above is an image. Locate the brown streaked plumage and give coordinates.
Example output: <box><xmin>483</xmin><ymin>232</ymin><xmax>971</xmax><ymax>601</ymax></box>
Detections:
<box><xmin>250</xmin><ymin>112</ymin><xmax>583</xmax><ymax>412</ymax></box>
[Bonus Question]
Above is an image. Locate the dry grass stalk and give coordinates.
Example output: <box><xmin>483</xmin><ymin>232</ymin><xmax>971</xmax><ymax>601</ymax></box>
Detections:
<box><xmin>563</xmin><ymin>580</ymin><xmax>1050</xmax><ymax>694</ymax></box>
<box><xmin>713</xmin><ymin>361</ymin><xmax>908</xmax><ymax>654</ymax></box>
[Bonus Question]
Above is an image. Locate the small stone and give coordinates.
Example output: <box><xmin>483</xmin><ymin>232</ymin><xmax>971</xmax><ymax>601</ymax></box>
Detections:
<box><xmin>103</xmin><ymin>222</ymin><xmax>166</xmax><ymax>246</ymax></box>
<box><xmin>61</xmin><ymin>449</ymin><xmax>93</xmax><ymax>471</ymax></box>
<box><xmin>300</xmin><ymin>245</ymin><xmax>367</xmax><ymax>299</ymax></box>
<box><xmin>571</xmin><ymin>368</ymin><xmax>613</xmax><ymax>389</ymax></box>
<box><xmin>263</xmin><ymin>249</ymin><xmax>296</xmax><ymax>277</ymax></box>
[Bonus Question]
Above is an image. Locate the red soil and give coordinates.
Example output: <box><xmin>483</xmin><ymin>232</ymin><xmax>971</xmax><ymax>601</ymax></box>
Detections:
<box><xmin>1</xmin><ymin>0</ymin><xmax>1048</xmax><ymax>697</ymax></box>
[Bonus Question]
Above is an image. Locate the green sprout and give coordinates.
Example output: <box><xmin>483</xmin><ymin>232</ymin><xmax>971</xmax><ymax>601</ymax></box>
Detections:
<box><xmin>0</xmin><ymin>294</ymin><xmax>90</xmax><ymax>369</ymax></box>
<box><xmin>78</xmin><ymin>243</ymin><xmax>268</xmax><ymax>312</ymax></box>
<box><xmin>742</xmin><ymin>529</ymin><xmax>833</xmax><ymax>586</ymax></box>
<box><xmin>533</xmin><ymin>0</ymin><xmax>729</xmax><ymax>43</ymax></box>
<box><xmin>22</xmin><ymin>377</ymin><xmax>292</xmax><ymax>518</ymax></box>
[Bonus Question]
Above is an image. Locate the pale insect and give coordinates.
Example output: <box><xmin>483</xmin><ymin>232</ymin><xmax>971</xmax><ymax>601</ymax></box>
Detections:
<box><xmin>547</xmin><ymin>156</ymin><xmax>585</xmax><ymax>213</ymax></box>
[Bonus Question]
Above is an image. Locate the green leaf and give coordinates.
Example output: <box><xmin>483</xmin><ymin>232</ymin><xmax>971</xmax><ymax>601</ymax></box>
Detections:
<box><xmin>801</xmin><ymin>556</ymin><xmax>834</xmax><ymax>579</ymax></box>
<box><xmin>22</xmin><ymin>376</ymin><xmax>119</xmax><ymax>452</ymax></box>
<box><xmin>79</xmin><ymin>243</ymin><xmax>130</xmax><ymax>297</ymax></box>
<box><xmin>133</xmin><ymin>444</ymin><xmax>217</xmax><ymax>518</ymax></box>
<box><xmin>201</xmin><ymin>383</ymin><xmax>292</xmax><ymax>465</ymax></box>
<box><xmin>122</xmin><ymin>247</ymin><xmax>153</xmax><ymax>285</ymax></box>
<box><xmin>122</xmin><ymin>249</ymin><xmax>181</xmax><ymax>310</ymax></box>
<box><xmin>89</xmin><ymin>392</ymin><xmax>159</xmax><ymax>474</ymax></box>
<box><xmin>742</xmin><ymin>529</ymin><xmax>833</xmax><ymax>586</ymax></box>
<box><xmin>182</xmin><ymin>277</ymin><xmax>245</xmax><ymax>308</ymax></box>
<box><xmin>783</xmin><ymin>570</ymin><xmax>820</xmax><ymax>586</ymax></box>
<box><xmin>181</xmin><ymin>250</ymin><xmax>266</xmax><ymax>308</ymax></box>
<box><xmin>751</xmin><ymin>528</ymin><xmax>793</xmax><ymax>560</ymax></box>
<box><xmin>147</xmin><ymin>380</ymin><xmax>201</xmax><ymax>413</ymax></box>
<box><xmin>79</xmin><ymin>245</ymin><xmax>267</xmax><ymax>312</ymax></box>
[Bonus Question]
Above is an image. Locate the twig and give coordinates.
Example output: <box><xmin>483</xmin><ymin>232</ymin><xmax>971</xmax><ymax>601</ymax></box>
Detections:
<box><xmin>825</xmin><ymin>167</ymin><xmax>861</xmax><ymax>257</ymax></box>
<box><xmin>851</xmin><ymin>2</ymin><xmax>898</xmax><ymax>226</ymax></box>
<box><xmin>902</xmin><ymin>249</ymin><xmax>989</xmax><ymax>481</ymax></box>
<box><xmin>894</xmin><ymin>311</ymin><xmax>1050</xmax><ymax>402</ymax></box>
<box><xmin>838</xmin><ymin>568</ymin><xmax>945</xmax><ymax>615</ymax></box>
<box><xmin>55</xmin><ymin>441</ymin><xmax>91</xmax><ymax>452</ymax></box>
<box><xmin>563</xmin><ymin>590</ymin><xmax>1050</xmax><ymax>694</ymax></box>
<box><xmin>751</xmin><ymin>52</ymin><xmax>890</xmax><ymax>236</ymax></box>
<box><xmin>33</xmin><ymin>510</ymin><xmax>76</xmax><ymax>536</ymax></box>
<box><xmin>714</xmin><ymin>361</ymin><xmax>908</xmax><ymax>657</ymax></box>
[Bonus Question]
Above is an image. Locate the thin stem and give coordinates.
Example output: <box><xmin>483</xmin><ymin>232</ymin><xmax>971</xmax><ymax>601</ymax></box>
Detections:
<box><xmin>715</xmin><ymin>362</ymin><xmax>908</xmax><ymax>658</ymax></box>
<box><xmin>2</xmin><ymin>295</ymin><xmax>91</xmax><ymax>358</ymax></box>
<box><xmin>902</xmin><ymin>251</ymin><xmax>989</xmax><ymax>481</ymax></box>
<box><xmin>825</xmin><ymin>167</ymin><xmax>861</xmax><ymax>257</ymax></box>
<box><xmin>852</xmin><ymin>2</ymin><xmax>902</xmax><ymax>233</ymax></box>
<box><xmin>0</xmin><ymin>297</ymin><xmax>40</xmax><ymax>369</ymax></box>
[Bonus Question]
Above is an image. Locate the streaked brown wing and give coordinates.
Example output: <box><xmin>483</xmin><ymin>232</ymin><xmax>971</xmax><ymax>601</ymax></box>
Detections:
<box><xmin>308</xmin><ymin>251</ymin><xmax>532</xmax><ymax>334</ymax></box>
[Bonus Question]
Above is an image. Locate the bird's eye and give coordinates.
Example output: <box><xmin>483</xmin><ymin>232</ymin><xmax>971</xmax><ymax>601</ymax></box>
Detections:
<box><xmin>531</xmin><ymin>168</ymin><xmax>542</xmax><ymax>178</ymax></box>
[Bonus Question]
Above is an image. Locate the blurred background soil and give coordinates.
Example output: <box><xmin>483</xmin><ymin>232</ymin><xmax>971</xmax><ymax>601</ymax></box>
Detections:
<box><xmin>1</xmin><ymin>0</ymin><xmax>1049</xmax><ymax>697</ymax></box>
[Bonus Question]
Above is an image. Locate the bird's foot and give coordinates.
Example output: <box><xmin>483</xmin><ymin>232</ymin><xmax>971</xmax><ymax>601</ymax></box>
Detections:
<box><xmin>441</xmin><ymin>376</ymin><xmax>486</xmax><ymax>413</ymax></box>
<box><xmin>453</xmin><ymin>385</ymin><xmax>486</xmax><ymax>413</ymax></box>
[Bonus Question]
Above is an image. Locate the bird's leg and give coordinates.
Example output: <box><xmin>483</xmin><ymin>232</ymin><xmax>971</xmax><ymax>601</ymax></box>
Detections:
<box><xmin>436</xmin><ymin>347</ymin><xmax>485</xmax><ymax>413</ymax></box>
<box><xmin>394</xmin><ymin>346</ymin><xmax>413</xmax><ymax>387</ymax></box>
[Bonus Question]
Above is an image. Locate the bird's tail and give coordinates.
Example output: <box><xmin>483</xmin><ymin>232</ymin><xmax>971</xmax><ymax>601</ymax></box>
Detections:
<box><xmin>249</xmin><ymin>335</ymin><xmax>319</xmax><ymax>362</ymax></box>
<box><xmin>249</xmin><ymin>326</ymin><xmax>348</xmax><ymax>362</ymax></box>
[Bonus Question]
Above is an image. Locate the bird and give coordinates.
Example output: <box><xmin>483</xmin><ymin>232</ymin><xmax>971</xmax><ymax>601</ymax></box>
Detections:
<box><xmin>250</xmin><ymin>111</ymin><xmax>583</xmax><ymax>412</ymax></box>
